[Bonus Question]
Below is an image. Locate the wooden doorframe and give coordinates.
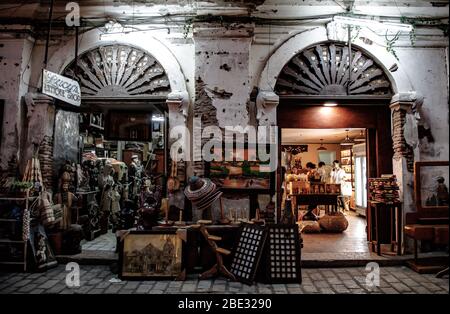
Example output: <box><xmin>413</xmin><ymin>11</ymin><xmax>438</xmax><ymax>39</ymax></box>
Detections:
<box><xmin>276</xmin><ymin>102</ymin><xmax>393</xmax><ymax>223</ymax></box>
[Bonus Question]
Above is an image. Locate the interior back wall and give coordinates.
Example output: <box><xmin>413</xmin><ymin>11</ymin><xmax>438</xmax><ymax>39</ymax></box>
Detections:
<box><xmin>288</xmin><ymin>143</ymin><xmax>342</xmax><ymax>167</ymax></box>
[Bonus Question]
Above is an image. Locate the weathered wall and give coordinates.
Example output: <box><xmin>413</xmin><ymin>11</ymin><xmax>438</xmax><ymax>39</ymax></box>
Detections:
<box><xmin>397</xmin><ymin>47</ymin><xmax>449</xmax><ymax>161</ymax></box>
<box><xmin>0</xmin><ymin>10</ymin><xmax>448</xmax><ymax>222</ymax></box>
<box><xmin>0</xmin><ymin>35</ymin><xmax>34</xmax><ymax>170</ymax></box>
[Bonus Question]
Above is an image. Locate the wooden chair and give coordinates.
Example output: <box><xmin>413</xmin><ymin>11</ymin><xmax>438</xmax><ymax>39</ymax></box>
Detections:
<box><xmin>196</xmin><ymin>225</ymin><xmax>236</xmax><ymax>281</ymax></box>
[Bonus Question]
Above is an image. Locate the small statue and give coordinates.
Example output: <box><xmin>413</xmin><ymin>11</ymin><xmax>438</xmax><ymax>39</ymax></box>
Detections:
<box><xmin>436</xmin><ymin>176</ymin><xmax>449</xmax><ymax>206</ymax></box>
<box><xmin>128</xmin><ymin>155</ymin><xmax>143</xmax><ymax>201</ymax></box>
<box><xmin>54</xmin><ymin>178</ymin><xmax>78</xmax><ymax>230</ymax></box>
<box><xmin>137</xmin><ymin>180</ymin><xmax>161</xmax><ymax>230</ymax></box>
<box><xmin>77</xmin><ymin>164</ymin><xmax>90</xmax><ymax>192</ymax></box>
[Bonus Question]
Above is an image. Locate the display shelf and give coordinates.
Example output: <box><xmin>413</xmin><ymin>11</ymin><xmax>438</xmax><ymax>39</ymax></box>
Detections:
<box><xmin>0</xmin><ymin>192</ymin><xmax>31</xmax><ymax>272</ymax></box>
<box><xmin>340</xmin><ymin>146</ymin><xmax>355</xmax><ymax>188</ymax></box>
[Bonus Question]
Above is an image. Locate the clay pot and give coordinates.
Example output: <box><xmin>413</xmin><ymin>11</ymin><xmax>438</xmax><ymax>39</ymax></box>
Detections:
<box><xmin>319</xmin><ymin>213</ymin><xmax>349</xmax><ymax>232</ymax></box>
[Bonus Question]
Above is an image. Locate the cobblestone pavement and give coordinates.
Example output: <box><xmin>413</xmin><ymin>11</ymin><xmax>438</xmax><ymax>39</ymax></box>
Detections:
<box><xmin>0</xmin><ymin>265</ymin><xmax>448</xmax><ymax>294</ymax></box>
<box><xmin>81</xmin><ymin>232</ymin><xmax>116</xmax><ymax>251</ymax></box>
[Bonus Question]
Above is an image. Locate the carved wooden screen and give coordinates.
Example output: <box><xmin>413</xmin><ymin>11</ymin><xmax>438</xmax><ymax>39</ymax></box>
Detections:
<box><xmin>275</xmin><ymin>42</ymin><xmax>392</xmax><ymax>96</ymax></box>
<box><xmin>63</xmin><ymin>45</ymin><xmax>171</xmax><ymax>98</ymax></box>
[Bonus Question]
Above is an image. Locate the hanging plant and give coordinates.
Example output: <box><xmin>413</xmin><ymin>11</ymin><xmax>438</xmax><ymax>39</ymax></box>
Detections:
<box><xmin>385</xmin><ymin>30</ymin><xmax>401</xmax><ymax>61</ymax></box>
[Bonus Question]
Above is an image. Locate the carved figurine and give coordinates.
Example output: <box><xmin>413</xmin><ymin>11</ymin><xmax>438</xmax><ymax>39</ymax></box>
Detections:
<box><xmin>137</xmin><ymin>179</ymin><xmax>161</xmax><ymax>230</ymax></box>
<box><xmin>54</xmin><ymin>178</ymin><xmax>78</xmax><ymax>230</ymax></box>
<box><xmin>436</xmin><ymin>176</ymin><xmax>449</xmax><ymax>206</ymax></box>
<box><xmin>128</xmin><ymin>155</ymin><xmax>143</xmax><ymax>201</ymax></box>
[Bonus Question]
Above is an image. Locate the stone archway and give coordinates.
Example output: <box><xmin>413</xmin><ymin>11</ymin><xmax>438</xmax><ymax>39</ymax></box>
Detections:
<box><xmin>62</xmin><ymin>44</ymin><xmax>172</xmax><ymax>98</ymax></box>
<box><xmin>26</xmin><ymin>30</ymin><xmax>190</xmax><ymax>195</ymax></box>
<box><xmin>274</xmin><ymin>41</ymin><xmax>393</xmax><ymax>97</ymax></box>
<box><xmin>45</xmin><ymin>28</ymin><xmax>190</xmax><ymax>134</ymax></box>
<box><xmin>256</xmin><ymin>25</ymin><xmax>421</xmax><ymax>233</ymax></box>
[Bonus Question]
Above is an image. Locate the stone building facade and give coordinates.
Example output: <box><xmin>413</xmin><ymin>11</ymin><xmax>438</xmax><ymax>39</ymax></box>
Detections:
<box><xmin>0</xmin><ymin>1</ymin><xmax>448</xmax><ymax>228</ymax></box>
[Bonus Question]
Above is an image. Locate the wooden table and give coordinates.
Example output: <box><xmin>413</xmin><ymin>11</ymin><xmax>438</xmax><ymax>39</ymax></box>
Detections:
<box><xmin>290</xmin><ymin>193</ymin><xmax>340</xmax><ymax>220</ymax></box>
<box><xmin>368</xmin><ymin>201</ymin><xmax>402</xmax><ymax>256</ymax></box>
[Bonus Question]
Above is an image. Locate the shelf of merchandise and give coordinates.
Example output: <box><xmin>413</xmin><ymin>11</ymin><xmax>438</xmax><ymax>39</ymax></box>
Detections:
<box><xmin>340</xmin><ymin>147</ymin><xmax>355</xmax><ymax>189</ymax></box>
<box><xmin>0</xmin><ymin>192</ymin><xmax>33</xmax><ymax>272</ymax></box>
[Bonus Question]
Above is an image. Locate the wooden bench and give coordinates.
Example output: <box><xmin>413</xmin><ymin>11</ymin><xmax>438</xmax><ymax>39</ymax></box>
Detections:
<box><xmin>405</xmin><ymin>161</ymin><xmax>449</xmax><ymax>275</ymax></box>
<box><xmin>404</xmin><ymin>212</ymin><xmax>449</xmax><ymax>274</ymax></box>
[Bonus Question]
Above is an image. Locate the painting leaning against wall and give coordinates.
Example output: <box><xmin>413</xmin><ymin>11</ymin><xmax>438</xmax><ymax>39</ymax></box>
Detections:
<box><xmin>414</xmin><ymin>161</ymin><xmax>449</xmax><ymax>218</ymax></box>
<box><xmin>119</xmin><ymin>231</ymin><xmax>183</xmax><ymax>280</ymax></box>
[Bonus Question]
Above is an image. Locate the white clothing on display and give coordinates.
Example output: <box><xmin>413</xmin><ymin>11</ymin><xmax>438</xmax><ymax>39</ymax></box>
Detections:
<box><xmin>331</xmin><ymin>168</ymin><xmax>346</xmax><ymax>184</ymax></box>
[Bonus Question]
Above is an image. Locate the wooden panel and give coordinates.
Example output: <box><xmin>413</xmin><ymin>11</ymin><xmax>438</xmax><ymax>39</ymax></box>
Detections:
<box><xmin>375</xmin><ymin>105</ymin><xmax>394</xmax><ymax>175</ymax></box>
<box><xmin>278</xmin><ymin>105</ymin><xmax>380</xmax><ymax>129</ymax></box>
<box><xmin>278</xmin><ymin>104</ymin><xmax>393</xmax><ymax>176</ymax></box>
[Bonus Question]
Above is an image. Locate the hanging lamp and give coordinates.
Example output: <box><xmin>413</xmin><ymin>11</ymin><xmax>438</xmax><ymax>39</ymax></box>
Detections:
<box><xmin>341</xmin><ymin>130</ymin><xmax>354</xmax><ymax>146</ymax></box>
<box><xmin>317</xmin><ymin>139</ymin><xmax>327</xmax><ymax>151</ymax></box>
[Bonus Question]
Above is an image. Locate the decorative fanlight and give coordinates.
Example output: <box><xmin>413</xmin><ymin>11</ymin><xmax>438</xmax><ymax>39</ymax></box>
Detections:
<box><xmin>317</xmin><ymin>139</ymin><xmax>327</xmax><ymax>151</ymax></box>
<box><xmin>341</xmin><ymin>130</ymin><xmax>355</xmax><ymax>146</ymax></box>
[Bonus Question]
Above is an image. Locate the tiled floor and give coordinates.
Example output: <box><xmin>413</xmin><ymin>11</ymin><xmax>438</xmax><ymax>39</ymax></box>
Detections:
<box><xmin>81</xmin><ymin>232</ymin><xmax>116</xmax><ymax>252</ymax></box>
<box><xmin>302</xmin><ymin>211</ymin><xmax>369</xmax><ymax>254</ymax></box>
<box><xmin>80</xmin><ymin>212</ymin><xmax>369</xmax><ymax>255</ymax></box>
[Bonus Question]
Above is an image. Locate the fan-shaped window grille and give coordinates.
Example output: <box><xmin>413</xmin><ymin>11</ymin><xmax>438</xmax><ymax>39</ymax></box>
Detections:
<box><xmin>275</xmin><ymin>42</ymin><xmax>392</xmax><ymax>96</ymax></box>
<box><xmin>63</xmin><ymin>45</ymin><xmax>171</xmax><ymax>97</ymax></box>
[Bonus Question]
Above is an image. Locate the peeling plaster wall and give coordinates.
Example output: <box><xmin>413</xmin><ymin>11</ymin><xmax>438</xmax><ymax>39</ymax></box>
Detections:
<box><xmin>0</xmin><ymin>16</ymin><xmax>448</xmax><ymax>222</ymax></box>
<box><xmin>397</xmin><ymin>48</ymin><xmax>449</xmax><ymax>161</ymax></box>
<box><xmin>195</xmin><ymin>32</ymin><xmax>252</xmax><ymax>130</ymax></box>
<box><xmin>0</xmin><ymin>37</ymin><xmax>34</xmax><ymax>170</ymax></box>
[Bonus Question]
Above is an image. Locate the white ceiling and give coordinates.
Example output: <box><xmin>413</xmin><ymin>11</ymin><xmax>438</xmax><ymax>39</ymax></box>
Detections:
<box><xmin>282</xmin><ymin>128</ymin><xmax>365</xmax><ymax>144</ymax></box>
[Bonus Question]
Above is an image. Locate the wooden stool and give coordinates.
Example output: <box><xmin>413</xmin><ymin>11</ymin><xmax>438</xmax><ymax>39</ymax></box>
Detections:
<box><xmin>197</xmin><ymin>225</ymin><xmax>236</xmax><ymax>281</ymax></box>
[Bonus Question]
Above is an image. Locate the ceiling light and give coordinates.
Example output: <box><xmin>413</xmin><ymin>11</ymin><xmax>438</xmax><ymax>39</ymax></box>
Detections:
<box><xmin>341</xmin><ymin>130</ymin><xmax>355</xmax><ymax>146</ymax></box>
<box><xmin>317</xmin><ymin>139</ymin><xmax>327</xmax><ymax>151</ymax></box>
<box><xmin>324</xmin><ymin>102</ymin><xmax>338</xmax><ymax>107</ymax></box>
<box><xmin>334</xmin><ymin>16</ymin><xmax>413</xmax><ymax>32</ymax></box>
<box><xmin>354</xmin><ymin>130</ymin><xmax>366</xmax><ymax>142</ymax></box>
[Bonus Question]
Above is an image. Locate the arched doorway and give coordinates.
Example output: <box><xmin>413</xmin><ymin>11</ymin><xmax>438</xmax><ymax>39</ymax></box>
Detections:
<box><xmin>51</xmin><ymin>44</ymin><xmax>179</xmax><ymax>253</ymax></box>
<box><xmin>274</xmin><ymin>40</ymin><xmax>395</xmax><ymax>256</ymax></box>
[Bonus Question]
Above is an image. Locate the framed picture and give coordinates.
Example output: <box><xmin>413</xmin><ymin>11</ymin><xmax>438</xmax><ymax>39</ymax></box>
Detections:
<box><xmin>105</xmin><ymin>111</ymin><xmax>152</xmax><ymax>141</ymax></box>
<box><xmin>414</xmin><ymin>161</ymin><xmax>449</xmax><ymax>219</ymax></box>
<box><xmin>207</xmin><ymin>146</ymin><xmax>273</xmax><ymax>191</ymax></box>
<box><xmin>119</xmin><ymin>230</ymin><xmax>183</xmax><ymax>280</ymax></box>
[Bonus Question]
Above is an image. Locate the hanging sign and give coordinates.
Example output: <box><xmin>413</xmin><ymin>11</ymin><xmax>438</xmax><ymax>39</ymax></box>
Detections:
<box><xmin>42</xmin><ymin>69</ymin><xmax>81</xmax><ymax>107</ymax></box>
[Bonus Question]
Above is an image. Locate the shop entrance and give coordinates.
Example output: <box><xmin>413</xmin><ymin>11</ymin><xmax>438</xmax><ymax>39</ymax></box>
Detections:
<box><xmin>77</xmin><ymin>104</ymin><xmax>168</xmax><ymax>254</ymax></box>
<box><xmin>281</xmin><ymin>127</ymin><xmax>369</xmax><ymax>254</ymax></box>
<box><xmin>53</xmin><ymin>44</ymin><xmax>173</xmax><ymax>256</ymax></box>
<box><xmin>277</xmin><ymin>104</ymin><xmax>394</xmax><ymax>255</ymax></box>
